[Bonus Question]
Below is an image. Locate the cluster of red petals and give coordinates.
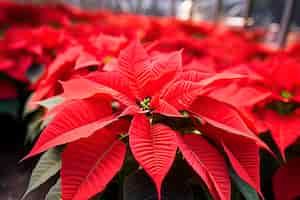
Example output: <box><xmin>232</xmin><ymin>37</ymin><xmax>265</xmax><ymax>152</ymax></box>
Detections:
<box><xmin>2</xmin><ymin>2</ymin><xmax>299</xmax><ymax>200</ymax></box>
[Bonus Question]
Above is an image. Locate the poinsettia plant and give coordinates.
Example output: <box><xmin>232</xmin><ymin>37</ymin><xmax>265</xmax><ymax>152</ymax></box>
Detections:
<box><xmin>22</xmin><ymin>40</ymin><xmax>271</xmax><ymax>200</ymax></box>
<box><xmin>1</xmin><ymin>2</ymin><xmax>299</xmax><ymax>200</ymax></box>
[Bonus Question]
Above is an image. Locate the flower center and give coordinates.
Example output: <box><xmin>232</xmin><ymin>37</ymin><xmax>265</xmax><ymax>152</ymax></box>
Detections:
<box><xmin>281</xmin><ymin>90</ymin><xmax>293</xmax><ymax>99</ymax></box>
<box><xmin>267</xmin><ymin>101</ymin><xmax>299</xmax><ymax>115</ymax></box>
<box><xmin>103</xmin><ymin>56</ymin><xmax>113</xmax><ymax>64</ymax></box>
<box><xmin>139</xmin><ymin>97</ymin><xmax>151</xmax><ymax>111</ymax></box>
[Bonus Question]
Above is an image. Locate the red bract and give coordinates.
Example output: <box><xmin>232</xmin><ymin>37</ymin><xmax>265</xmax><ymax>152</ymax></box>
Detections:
<box><xmin>262</xmin><ymin>110</ymin><xmax>300</xmax><ymax>159</ymax></box>
<box><xmin>129</xmin><ymin>114</ymin><xmax>178</xmax><ymax>199</ymax></box>
<box><xmin>222</xmin><ymin>138</ymin><xmax>261</xmax><ymax>196</ymax></box>
<box><xmin>61</xmin><ymin>129</ymin><xmax>126</xmax><ymax>200</ymax></box>
<box><xmin>24</xmin><ymin>40</ymin><xmax>267</xmax><ymax>200</ymax></box>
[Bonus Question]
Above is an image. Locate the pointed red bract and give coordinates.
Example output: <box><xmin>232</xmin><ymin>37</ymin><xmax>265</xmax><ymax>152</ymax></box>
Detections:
<box><xmin>116</xmin><ymin>41</ymin><xmax>183</xmax><ymax>101</ymax></box>
<box><xmin>177</xmin><ymin>133</ymin><xmax>231</xmax><ymax>200</ymax></box>
<box><xmin>263</xmin><ymin>110</ymin><xmax>300</xmax><ymax>160</ymax></box>
<box><xmin>24</xmin><ymin>98</ymin><xmax>116</xmax><ymax>159</ymax></box>
<box><xmin>175</xmin><ymin>133</ymin><xmax>218</xmax><ymax>200</ymax></box>
<box><xmin>62</xmin><ymin>130</ymin><xmax>126</xmax><ymax>200</ymax></box>
<box><xmin>87</xmin><ymin>71</ymin><xmax>135</xmax><ymax>99</ymax></box>
<box><xmin>189</xmin><ymin>96</ymin><xmax>266</xmax><ymax>147</ymax></box>
<box><xmin>142</xmin><ymin>51</ymin><xmax>182</xmax><ymax>97</ymax></box>
<box><xmin>117</xmin><ymin>41</ymin><xmax>152</xmax><ymax>100</ymax></box>
<box><xmin>222</xmin><ymin>139</ymin><xmax>262</xmax><ymax>196</ymax></box>
<box><xmin>129</xmin><ymin>114</ymin><xmax>177</xmax><ymax>200</ymax></box>
<box><xmin>198</xmin><ymin>72</ymin><xmax>246</xmax><ymax>88</ymax></box>
<box><xmin>61</xmin><ymin>78</ymin><xmax>136</xmax><ymax>106</ymax></box>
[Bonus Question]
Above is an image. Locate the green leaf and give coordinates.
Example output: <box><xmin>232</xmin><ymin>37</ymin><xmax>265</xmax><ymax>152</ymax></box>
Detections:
<box><xmin>280</xmin><ymin>90</ymin><xmax>293</xmax><ymax>100</ymax></box>
<box><xmin>22</xmin><ymin>149</ymin><xmax>61</xmax><ymax>199</ymax></box>
<box><xmin>23</xmin><ymin>95</ymin><xmax>37</xmax><ymax>117</ymax></box>
<box><xmin>25</xmin><ymin>110</ymin><xmax>54</xmax><ymax>145</ymax></box>
<box><xmin>230</xmin><ymin>169</ymin><xmax>260</xmax><ymax>200</ymax></box>
<box><xmin>25</xmin><ymin>118</ymin><xmax>42</xmax><ymax>144</ymax></box>
<box><xmin>39</xmin><ymin>95</ymin><xmax>64</xmax><ymax>110</ymax></box>
<box><xmin>25</xmin><ymin>111</ymin><xmax>44</xmax><ymax>145</ymax></box>
<box><xmin>45</xmin><ymin>179</ymin><xmax>61</xmax><ymax>200</ymax></box>
<box><xmin>0</xmin><ymin>99</ymin><xmax>19</xmax><ymax>116</ymax></box>
<box><xmin>0</xmin><ymin>25</ymin><xmax>8</xmax><ymax>38</ymax></box>
<box><xmin>41</xmin><ymin>114</ymin><xmax>55</xmax><ymax>129</ymax></box>
<box><xmin>0</xmin><ymin>29</ymin><xmax>4</xmax><ymax>37</ymax></box>
<box><xmin>26</xmin><ymin>63</ymin><xmax>44</xmax><ymax>84</ymax></box>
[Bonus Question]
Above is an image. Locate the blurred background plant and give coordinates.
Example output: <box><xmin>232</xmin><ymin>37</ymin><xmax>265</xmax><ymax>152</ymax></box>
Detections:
<box><xmin>11</xmin><ymin>0</ymin><xmax>300</xmax><ymax>45</ymax></box>
<box><xmin>12</xmin><ymin>0</ymin><xmax>299</xmax><ymax>25</ymax></box>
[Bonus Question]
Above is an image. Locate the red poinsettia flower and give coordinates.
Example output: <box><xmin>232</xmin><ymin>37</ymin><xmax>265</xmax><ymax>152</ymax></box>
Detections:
<box><xmin>250</xmin><ymin>55</ymin><xmax>300</xmax><ymax>102</ymax></box>
<box><xmin>250</xmin><ymin>55</ymin><xmax>300</xmax><ymax>159</ymax></box>
<box><xmin>0</xmin><ymin>26</ymin><xmax>66</xmax><ymax>84</ymax></box>
<box><xmin>207</xmin><ymin>54</ymin><xmax>300</xmax><ymax>160</ymax></box>
<box><xmin>24</xmin><ymin>41</ymin><xmax>267</xmax><ymax>200</ymax></box>
<box><xmin>29</xmin><ymin>34</ymin><xmax>126</xmax><ymax>107</ymax></box>
<box><xmin>25</xmin><ymin>41</ymin><xmax>197</xmax><ymax>200</ymax></box>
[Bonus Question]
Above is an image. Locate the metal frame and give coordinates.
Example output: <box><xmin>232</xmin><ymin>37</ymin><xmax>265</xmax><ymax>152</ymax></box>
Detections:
<box><xmin>213</xmin><ymin>0</ymin><xmax>223</xmax><ymax>22</ymax></box>
<box><xmin>198</xmin><ymin>0</ymin><xmax>295</xmax><ymax>48</ymax></box>
<box><xmin>244</xmin><ymin>0</ymin><xmax>254</xmax><ymax>27</ymax></box>
<box><xmin>276</xmin><ymin>0</ymin><xmax>295</xmax><ymax>48</ymax></box>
